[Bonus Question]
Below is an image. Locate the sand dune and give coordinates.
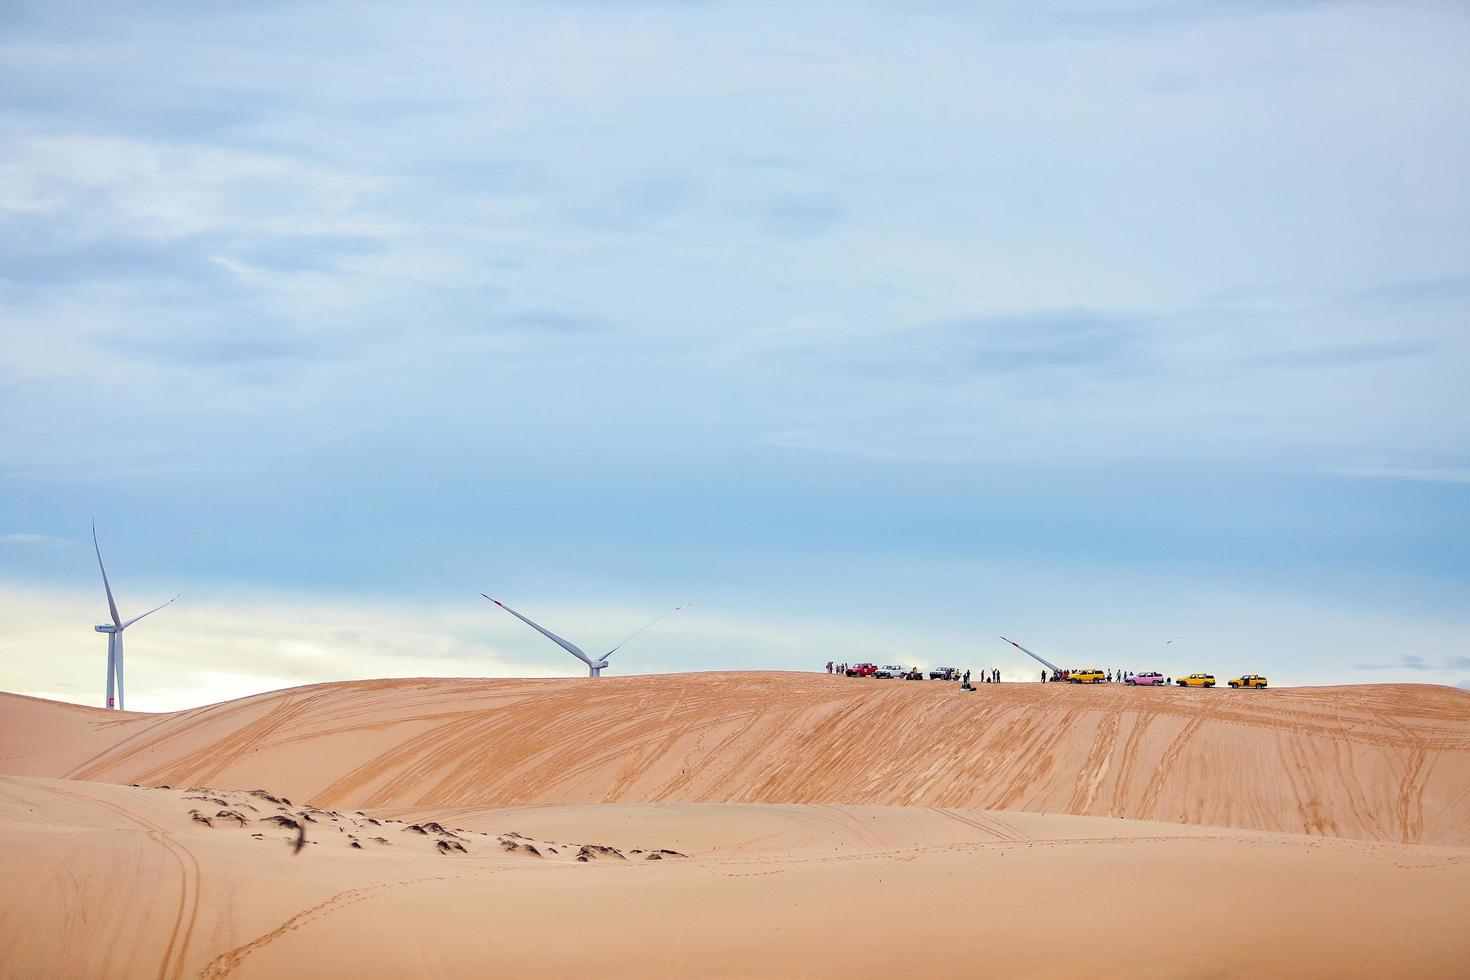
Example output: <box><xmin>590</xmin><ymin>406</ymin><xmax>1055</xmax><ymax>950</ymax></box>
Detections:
<box><xmin>4</xmin><ymin>673</ymin><xmax>1467</xmax><ymax>844</ymax></box>
<box><xmin>4</xmin><ymin>674</ymin><xmax>1470</xmax><ymax>977</ymax></box>
<box><xmin>2</xmin><ymin>775</ymin><xmax>1468</xmax><ymax>979</ymax></box>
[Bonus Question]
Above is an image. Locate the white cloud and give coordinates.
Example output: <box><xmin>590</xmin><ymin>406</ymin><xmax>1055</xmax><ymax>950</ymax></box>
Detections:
<box><xmin>1330</xmin><ymin>465</ymin><xmax>1470</xmax><ymax>485</ymax></box>
<box><xmin>0</xmin><ymin>533</ymin><xmax>68</xmax><ymax>546</ymax></box>
<box><xmin>0</xmin><ymin>133</ymin><xmax>389</xmax><ymax>241</ymax></box>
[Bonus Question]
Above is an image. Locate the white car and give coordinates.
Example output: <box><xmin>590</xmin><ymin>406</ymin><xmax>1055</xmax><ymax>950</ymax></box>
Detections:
<box><xmin>874</xmin><ymin>664</ymin><xmax>908</xmax><ymax>679</ymax></box>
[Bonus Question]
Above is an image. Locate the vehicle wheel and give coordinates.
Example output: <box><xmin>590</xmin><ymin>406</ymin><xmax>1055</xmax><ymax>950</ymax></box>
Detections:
<box><xmin>1229</xmin><ymin>682</ymin><xmax>1238</xmax><ymax>688</ymax></box>
<box><xmin>1126</xmin><ymin>679</ymin><xmax>1135</xmax><ymax>685</ymax></box>
<box><xmin>1205</xmin><ymin>682</ymin><xmax>1214</xmax><ymax>688</ymax></box>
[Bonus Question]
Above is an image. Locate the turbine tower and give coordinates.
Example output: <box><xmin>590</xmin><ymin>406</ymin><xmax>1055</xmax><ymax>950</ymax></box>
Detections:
<box><xmin>93</xmin><ymin>522</ymin><xmax>178</xmax><ymax>710</ymax></box>
<box><xmin>482</xmin><ymin>595</ymin><xmax>683</xmax><ymax>677</ymax></box>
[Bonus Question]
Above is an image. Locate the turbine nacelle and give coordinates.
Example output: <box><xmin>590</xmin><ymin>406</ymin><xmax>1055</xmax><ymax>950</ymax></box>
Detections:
<box><xmin>95</xmin><ymin>624</ymin><xmax>118</xmax><ymax>633</ymax></box>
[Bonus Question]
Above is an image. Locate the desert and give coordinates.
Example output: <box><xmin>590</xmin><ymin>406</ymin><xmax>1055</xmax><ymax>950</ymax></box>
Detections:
<box><xmin>2</xmin><ymin>673</ymin><xmax>1468</xmax><ymax>978</ymax></box>
<box><xmin>7</xmin><ymin>1</ymin><xmax>1470</xmax><ymax>977</ymax></box>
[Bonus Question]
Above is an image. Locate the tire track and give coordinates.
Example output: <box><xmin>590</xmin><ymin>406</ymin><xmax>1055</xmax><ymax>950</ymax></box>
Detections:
<box><xmin>937</xmin><ymin>808</ymin><xmax>1025</xmax><ymax>842</ymax></box>
<box><xmin>1109</xmin><ymin>711</ymin><xmax>1152</xmax><ymax>818</ymax></box>
<box><xmin>1136</xmin><ymin>702</ymin><xmax>1214</xmax><ymax>819</ymax></box>
<box><xmin>1397</xmin><ymin>746</ymin><xmax>1428</xmax><ymax>845</ymax></box>
<box><xmin>1067</xmin><ymin>701</ymin><xmax>1122</xmax><ymax>816</ymax></box>
<box><xmin>26</xmin><ymin>781</ymin><xmax>203</xmax><ymax>980</ymax></box>
<box><xmin>197</xmin><ymin>872</ymin><xmax>474</xmax><ymax>979</ymax></box>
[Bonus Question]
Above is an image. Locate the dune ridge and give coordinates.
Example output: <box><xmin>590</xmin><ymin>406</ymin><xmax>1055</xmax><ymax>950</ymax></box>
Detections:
<box><xmin>5</xmin><ymin>673</ymin><xmax>1467</xmax><ymax>845</ymax></box>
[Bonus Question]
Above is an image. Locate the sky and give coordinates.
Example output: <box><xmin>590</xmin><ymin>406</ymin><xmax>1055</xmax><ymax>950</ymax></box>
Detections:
<box><xmin>2</xmin><ymin>0</ymin><xmax>1469</xmax><ymax>709</ymax></box>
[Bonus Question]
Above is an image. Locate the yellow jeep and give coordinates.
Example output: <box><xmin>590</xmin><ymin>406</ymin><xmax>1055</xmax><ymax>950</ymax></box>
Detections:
<box><xmin>1067</xmin><ymin>668</ymin><xmax>1106</xmax><ymax>684</ymax></box>
<box><xmin>1228</xmin><ymin>674</ymin><xmax>1268</xmax><ymax>689</ymax></box>
<box><xmin>1176</xmin><ymin>673</ymin><xmax>1215</xmax><ymax>688</ymax></box>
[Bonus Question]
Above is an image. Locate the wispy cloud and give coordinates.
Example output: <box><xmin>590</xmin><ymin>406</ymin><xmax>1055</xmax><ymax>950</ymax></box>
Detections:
<box><xmin>0</xmin><ymin>533</ymin><xmax>68</xmax><ymax>546</ymax></box>
<box><xmin>1333</xmin><ymin>466</ymin><xmax>1470</xmax><ymax>486</ymax></box>
<box><xmin>1247</xmin><ymin>341</ymin><xmax>1432</xmax><ymax>370</ymax></box>
<box><xmin>1354</xmin><ymin>654</ymin><xmax>1470</xmax><ymax>672</ymax></box>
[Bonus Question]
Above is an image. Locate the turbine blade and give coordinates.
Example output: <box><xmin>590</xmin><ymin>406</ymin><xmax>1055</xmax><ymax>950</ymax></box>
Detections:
<box><xmin>604</xmin><ymin>604</ymin><xmax>687</xmax><ymax>660</ymax></box>
<box><xmin>122</xmin><ymin>594</ymin><xmax>179</xmax><ymax>629</ymax></box>
<box><xmin>999</xmin><ymin>635</ymin><xmax>1062</xmax><ymax>675</ymax></box>
<box><xmin>482</xmin><ymin>595</ymin><xmax>595</xmax><ymax>668</ymax></box>
<box><xmin>92</xmin><ymin>520</ymin><xmax>122</xmax><ymax>628</ymax></box>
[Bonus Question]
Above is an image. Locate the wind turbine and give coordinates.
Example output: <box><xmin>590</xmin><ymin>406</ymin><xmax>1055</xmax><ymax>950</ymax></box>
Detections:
<box><xmin>1000</xmin><ymin>635</ymin><xmax>1064</xmax><ymax>678</ymax></box>
<box><xmin>482</xmin><ymin>595</ymin><xmax>684</xmax><ymax>677</ymax></box>
<box><xmin>93</xmin><ymin>521</ymin><xmax>178</xmax><ymax>710</ymax></box>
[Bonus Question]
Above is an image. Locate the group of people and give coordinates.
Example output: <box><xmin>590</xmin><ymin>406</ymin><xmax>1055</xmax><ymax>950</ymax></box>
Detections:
<box><xmin>959</xmin><ymin>668</ymin><xmax>1000</xmax><ymax>690</ymax></box>
<box><xmin>822</xmin><ymin>663</ymin><xmax>1002</xmax><ymax>684</ymax></box>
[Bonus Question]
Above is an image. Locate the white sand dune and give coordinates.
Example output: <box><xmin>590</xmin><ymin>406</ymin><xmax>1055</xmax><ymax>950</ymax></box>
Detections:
<box><xmin>2</xmin><ymin>674</ymin><xmax>1469</xmax><ymax>977</ymax></box>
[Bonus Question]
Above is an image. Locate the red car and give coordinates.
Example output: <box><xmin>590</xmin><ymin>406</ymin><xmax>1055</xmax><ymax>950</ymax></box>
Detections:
<box><xmin>846</xmin><ymin>662</ymin><xmax>878</xmax><ymax>677</ymax></box>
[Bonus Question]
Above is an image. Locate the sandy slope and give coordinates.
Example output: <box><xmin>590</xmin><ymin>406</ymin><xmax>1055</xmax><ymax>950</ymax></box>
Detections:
<box><xmin>3</xmin><ymin>775</ymin><xmax>1469</xmax><ymax>979</ymax></box>
<box><xmin>4</xmin><ymin>674</ymin><xmax>1468</xmax><ymax>844</ymax></box>
<box><xmin>2</xmin><ymin>776</ymin><xmax>1468</xmax><ymax>979</ymax></box>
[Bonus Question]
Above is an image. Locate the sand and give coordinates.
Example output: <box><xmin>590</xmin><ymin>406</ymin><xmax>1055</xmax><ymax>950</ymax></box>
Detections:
<box><xmin>5</xmin><ymin>673</ymin><xmax>1467</xmax><ymax>844</ymax></box>
<box><xmin>2</xmin><ymin>673</ymin><xmax>1468</xmax><ymax>977</ymax></box>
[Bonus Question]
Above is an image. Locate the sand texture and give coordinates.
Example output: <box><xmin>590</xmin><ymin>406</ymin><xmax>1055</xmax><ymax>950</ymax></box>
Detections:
<box><xmin>2</xmin><ymin>674</ymin><xmax>1469</xmax><ymax>977</ymax></box>
<box><xmin>4</xmin><ymin>673</ymin><xmax>1467</xmax><ymax>844</ymax></box>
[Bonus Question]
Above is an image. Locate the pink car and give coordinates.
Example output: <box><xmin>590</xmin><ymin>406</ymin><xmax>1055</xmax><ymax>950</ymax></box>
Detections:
<box><xmin>1127</xmin><ymin>672</ymin><xmax>1167</xmax><ymax>686</ymax></box>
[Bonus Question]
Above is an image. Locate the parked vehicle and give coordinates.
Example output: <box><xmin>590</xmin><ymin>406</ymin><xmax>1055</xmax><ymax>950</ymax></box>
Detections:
<box><xmin>1127</xmin><ymin>671</ymin><xmax>1167</xmax><ymax>686</ymax></box>
<box><xmin>1067</xmin><ymin>668</ymin><xmax>1106</xmax><ymax>684</ymax></box>
<box><xmin>1177</xmin><ymin>673</ymin><xmax>1215</xmax><ymax>688</ymax></box>
<box><xmin>846</xmin><ymin>662</ymin><xmax>878</xmax><ymax>677</ymax></box>
<box><xmin>903</xmin><ymin>668</ymin><xmax>925</xmax><ymax>680</ymax></box>
<box><xmin>1228</xmin><ymin>674</ymin><xmax>1268</xmax><ymax>689</ymax></box>
<box><xmin>928</xmin><ymin>666</ymin><xmax>958</xmax><ymax>680</ymax></box>
<box><xmin>874</xmin><ymin>664</ymin><xmax>907</xmax><ymax>679</ymax></box>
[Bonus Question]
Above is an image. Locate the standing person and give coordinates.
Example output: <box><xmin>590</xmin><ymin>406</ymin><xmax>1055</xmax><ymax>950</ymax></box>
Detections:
<box><xmin>963</xmin><ymin>669</ymin><xmax>970</xmax><ymax>687</ymax></box>
<box><xmin>826</xmin><ymin>661</ymin><xmax>833</xmax><ymax>674</ymax></box>
<box><xmin>1041</xmin><ymin>670</ymin><xmax>1046</xmax><ymax>683</ymax></box>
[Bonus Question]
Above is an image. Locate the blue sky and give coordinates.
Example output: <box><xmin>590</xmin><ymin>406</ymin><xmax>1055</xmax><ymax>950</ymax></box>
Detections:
<box><xmin>2</xmin><ymin>1</ymin><xmax>1468</xmax><ymax>707</ymax></box>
